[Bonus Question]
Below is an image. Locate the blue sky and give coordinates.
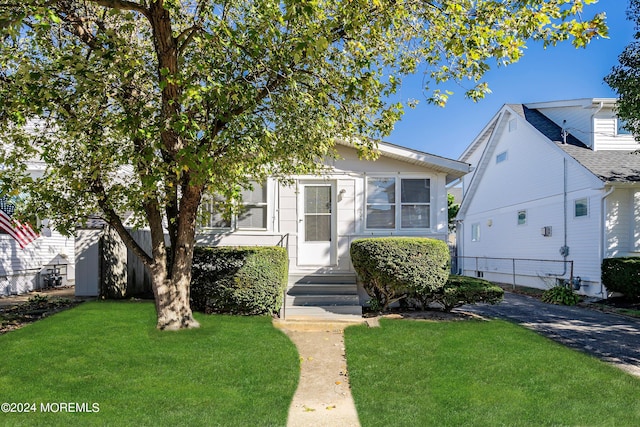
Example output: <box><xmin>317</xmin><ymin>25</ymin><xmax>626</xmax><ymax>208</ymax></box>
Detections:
<box><xmin>385</xmin><ymin>0</ymin><xmax>635</xmax><ymax>160</ymax></box>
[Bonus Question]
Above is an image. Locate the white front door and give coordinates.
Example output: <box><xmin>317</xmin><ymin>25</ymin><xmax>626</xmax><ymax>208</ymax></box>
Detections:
<box><xmin>297</xmin><ymin>181</ymin><xmax>335</xmax><ymax>266</ymax></box>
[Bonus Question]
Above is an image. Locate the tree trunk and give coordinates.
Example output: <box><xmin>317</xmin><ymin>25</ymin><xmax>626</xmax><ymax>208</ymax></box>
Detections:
<box><xmin>146</xmin><ymin>181</ymin><xmax>203</xmax><ymax>330</ymax></box>
<box><xmin>153</xmin><ymin>269</ymin><xmax>200</xmax><ymax>330</ymax></box>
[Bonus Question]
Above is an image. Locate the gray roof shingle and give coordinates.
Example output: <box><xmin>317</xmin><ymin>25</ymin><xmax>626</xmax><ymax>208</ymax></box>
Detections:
<box><xmin>509</xmin><ymin>104</ymin><xmax>640</xmax><ymax>183</ymax></box>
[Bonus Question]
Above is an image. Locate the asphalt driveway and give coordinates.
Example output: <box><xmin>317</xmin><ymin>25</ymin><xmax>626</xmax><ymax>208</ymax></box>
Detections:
<box><xmin>462</xmin><ymin>292</ymin><xmax>640</xmax><ymax>377</ymax></box>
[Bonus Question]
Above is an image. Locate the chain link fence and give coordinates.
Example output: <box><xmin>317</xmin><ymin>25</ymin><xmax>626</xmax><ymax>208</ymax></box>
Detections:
<box><xmin>451</xmin><ymin>256</ymin><xmax>574</xmax><ymax>290</ymax></box>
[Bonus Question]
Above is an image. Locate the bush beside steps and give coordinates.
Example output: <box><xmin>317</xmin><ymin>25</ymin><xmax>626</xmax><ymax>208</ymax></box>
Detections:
<box><xmin>350</xmin><ymin>237</ymin><xmax>504</xmax><ymax>313</ymax></box>
<box><xmin>190</xmin><ymin>246</ymin><xmax>288</xmax><ymax>316</ymax></box>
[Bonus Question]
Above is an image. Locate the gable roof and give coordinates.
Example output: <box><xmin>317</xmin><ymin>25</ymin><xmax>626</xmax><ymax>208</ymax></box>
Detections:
<box><xmin>458</xmin><ymin>100</ymin><xmax>639</xmax><ymax>218</ymax></box>
<box><xmin>507</xmin><ymin>103</ymin><xmax>639</xmax><ymax>183</ymax></box>
<box><xmin>337</xmin><ymin>139</ymin><xmax>471</xmax><ymax>184</ymax></box>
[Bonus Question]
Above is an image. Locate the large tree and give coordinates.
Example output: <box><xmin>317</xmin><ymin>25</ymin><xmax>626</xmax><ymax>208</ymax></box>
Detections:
<box><xmin>0</xmin><ymin>1</ymin><xmax>606</xmax><ymax>330</ymax></box>
<box><xmin>606</xmin><ymin>0</ymin><xmax>640</xmax><ymax>141</ymax></box>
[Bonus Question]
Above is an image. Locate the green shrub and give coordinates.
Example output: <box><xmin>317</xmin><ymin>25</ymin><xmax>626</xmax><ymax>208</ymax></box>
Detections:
<box><xmin>190</xmin><ymin>246</ymin><xmax>288</xmax><ymax>315</ymax></box>
<box><xmin>429</xmin><ymin>275</ymin><xmax>504</xmax><ymax>312</ymax></box>
<box><xmin>602</xmin><ymin>257</ymin><xmax>640</xmax><ymax>299</ymax></box>
<box><xmin>542</xmin><ymin>285</ymin><xmax>580</xmax><ymax>306</ymax></box>
<box><xmin>350</xmin><ymin>237</ymin><xmax>450</xmax><ymax>310</ymax></box>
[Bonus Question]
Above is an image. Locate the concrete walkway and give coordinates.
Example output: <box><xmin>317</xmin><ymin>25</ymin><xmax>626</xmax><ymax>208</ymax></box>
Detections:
<box><xmin>463</xmin><ymin>292</ymin><xmax>640</xmax><ymax>377</ymax></box>
<box><xmin>273</xmin><ymin>321</ymin><xmax>361</xmax><ymax>427</ymax></box>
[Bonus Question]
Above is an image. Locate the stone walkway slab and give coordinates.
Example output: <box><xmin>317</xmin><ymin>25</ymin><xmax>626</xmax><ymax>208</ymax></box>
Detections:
<box><xmin>274</xmin><ymin>321</ymin><xmax>361</xmax><ymax>427</ymax></box>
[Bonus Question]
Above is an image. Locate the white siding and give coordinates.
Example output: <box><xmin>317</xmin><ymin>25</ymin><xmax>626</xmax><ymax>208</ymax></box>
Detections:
<box><xmin>593</xmin><ymin>114</ymin><xmax>637</xmax><ymax>151</ymax></box>
<box><xmin>195</xmin><ymin>144</ymin><xmax>454</xmax><ymax>274</ymax></box>
<box><xmin>0</xmin><ymin>230</ymin><xmax>75</xmax><ymax>296</ymax></box>
<box><xmin>460</xmin><ymin>114</ymin><xmax>606</xmax><ymax>296</ymax></box>
<box><xmin>606</xmin><ymin>187</ymin><xmax>640</xmax><ymax>258</ymax></box>
<box><xmin>634</xmin><ymin>189</ymin><xmax>640</xmax><ymax>254</ymax></box>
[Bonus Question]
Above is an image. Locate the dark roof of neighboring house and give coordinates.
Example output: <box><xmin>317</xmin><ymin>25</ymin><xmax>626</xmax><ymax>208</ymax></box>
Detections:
<box><xmin>556</xmin><ymin>144</ymin><xmax>640</xmax><ymax>183</ymax></box>
<box><xmin>508</xmin><ymin>104</ymin><xmax>587</xmax><ymax>147</ymax></box>
<box><xmin>509</xmin><ymin>104</ymin><xmax>640</xmax><ymax>183</ymax></box>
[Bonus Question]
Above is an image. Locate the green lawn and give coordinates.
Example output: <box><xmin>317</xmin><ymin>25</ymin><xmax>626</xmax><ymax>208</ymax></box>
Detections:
<box><xmin>345</xmin><ymin>319</ymin><xmax>640</xmax><ymax>427</ymax></box>
<box><xmin>0</xmin><ymin>301</ymin><xmax>299</xmax><ymax>426</ymax></box>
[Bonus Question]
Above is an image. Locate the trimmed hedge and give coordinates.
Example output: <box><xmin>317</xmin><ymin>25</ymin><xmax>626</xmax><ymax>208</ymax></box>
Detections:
<box><xmin>432</xmin><ymin>275</ymin><xmax>504</xmax><ymax>312</ymax></box>
<box><xmin>350</xmin><ymin>237</ymin><xmax>450</xmax><ymax>310</ymax></box>
<box><xmin>602</xmin><ymin>257</ymin><xmax>640</xmax><ymax>299</ymax></box>
<box><xmin>190</xmin><ymin>246</ymin><xmax>288</xmax><ymax>315</ymax></box>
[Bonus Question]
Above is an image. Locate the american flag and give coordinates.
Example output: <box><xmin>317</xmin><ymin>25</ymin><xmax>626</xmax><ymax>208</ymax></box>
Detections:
<box><xmin>0</xmin><ymin>197</ymin><xmax>39</xmax><ymax>249</ymax></box>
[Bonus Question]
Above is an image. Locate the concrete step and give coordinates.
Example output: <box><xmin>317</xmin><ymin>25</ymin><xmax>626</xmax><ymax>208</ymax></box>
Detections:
<box><xmin>286</xmin><ymin>294</ymin><xmax>360</xmax><ymax>306</ymax></box>
<box><xmin>287</xmin><ymin>283</ymin><xmax>358</xmax><ymax>296</ymax></box>
<box><xmin>289</xmin><ymin>273</ymin><xmax>357</xmax><ymax>285</ymax></box>
<box><xmin>283</xmin><ymin>274</ymin><xmax>362</xmax><ymax>322</ymax></box>
<box><xmin>282</xmin><ymin>305</ymin><xmax>363</xmax><ymax>322</ymax></box>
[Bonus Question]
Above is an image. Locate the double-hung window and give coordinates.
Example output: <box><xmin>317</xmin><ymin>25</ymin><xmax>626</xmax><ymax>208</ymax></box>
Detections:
<box><xmin>237</xmin><ymin>183</ymin><xmax>268</xmax><ymax>229</ymax></box>
<box><xmin>199</xmin><ymin>181</ymin><xmax>268</xmax><ymax>230</ymax></box>
<box><xmin>366</xmin><ymin>177</ymin><xmax>431</xmax><ymax>230</ymax></box>
<box><xmin>198</xmin><ymin>195</ymin><xmax>231</xmax><ymax>229</ymax></box>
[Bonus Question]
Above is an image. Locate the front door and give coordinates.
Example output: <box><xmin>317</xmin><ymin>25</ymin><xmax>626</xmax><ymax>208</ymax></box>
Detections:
<box><xmin>297</xmin><ymin>181</ymin><xmax>335</xmax><ymax>266</ymax></box>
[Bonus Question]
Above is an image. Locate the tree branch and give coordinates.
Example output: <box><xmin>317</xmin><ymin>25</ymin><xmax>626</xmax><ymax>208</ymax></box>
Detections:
<box><xmin>90</xmin><ymin>177</ymin><xmax>155</xmax><ymax>268</ymax></box>
<box><xmin>176</xmin><ymin>25</ymin><xmax>200</xmax><ymax>56</ymax></box>
<box><xmin>86</xmin><ymin>0</ymin><xmax>150</xmax><ymax>19</ymax></box>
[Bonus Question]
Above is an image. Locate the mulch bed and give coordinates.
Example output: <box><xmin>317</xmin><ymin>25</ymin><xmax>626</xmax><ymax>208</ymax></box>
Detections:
<box><xmin>0</xmin><ymin>296</ymin><xmax>82</xmax><ymax>335</ymax></box>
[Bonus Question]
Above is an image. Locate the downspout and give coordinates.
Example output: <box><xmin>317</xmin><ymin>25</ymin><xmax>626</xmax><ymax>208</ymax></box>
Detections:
<box><xmin>560</xmin><ymin>157</ymin><xmax>569</xmax><ymax>278</ymax></box>
<box><xmin>599</xmin><ymin>185</ymin><xmax>616</xmax><ymax>298</ymax></box>
<box><xmin>590</xmin><ymin>101</ymin><xmax>605</xmax><ymax>150</ymax></box>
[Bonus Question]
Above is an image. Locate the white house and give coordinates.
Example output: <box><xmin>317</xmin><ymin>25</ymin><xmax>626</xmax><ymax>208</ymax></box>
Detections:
<box><xmin>456</xmin><ymin>98</ymin><xmax>639</xmax><ymax>297</ymax></box>
<box><xmin>197</xmin><ymin>139</ymin><xmax>470</xmax><ymax>274</ymax></box>
<box><xmin>192</xmin><ymin>139</ymin><xmax>471</xmax><ymax>319</ymax></box>
<box><xmin>0</xmin><ymin>160</ymin><xmax>75</xmax><ymax>296</ymax></box>
<box><xmin>74</xmin><ymin>139</ymin><xmax>470</xmax><ymax>320</ymax></box>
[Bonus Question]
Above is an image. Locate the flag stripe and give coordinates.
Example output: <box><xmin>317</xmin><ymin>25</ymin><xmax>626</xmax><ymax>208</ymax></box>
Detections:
<box><xmin>0</xmin><ymin>209</ymin><xmax>39</xmax><ymax>249</ymax></box>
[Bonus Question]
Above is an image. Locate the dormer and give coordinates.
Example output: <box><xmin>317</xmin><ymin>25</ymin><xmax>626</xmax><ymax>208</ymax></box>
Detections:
<box><xmin>526</xmin><ymin>98</ymin><xmax>637</xmax><ymax>151</ymax></box>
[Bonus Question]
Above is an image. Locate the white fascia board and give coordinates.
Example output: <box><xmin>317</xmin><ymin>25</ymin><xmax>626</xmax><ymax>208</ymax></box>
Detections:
<box><xmin>526</xmin><ymin>98</ymin><xmax>617</xmax><ymax>110</ymax></box>
<box><xmin>458</xmin><ymin>109</ymin><xmax>502</xmax><ymax>163</ymax></box>
<box><xmin>336</xmin><ymin>138</ymin><xmax>471</xmax><ymax>180</ymax></box>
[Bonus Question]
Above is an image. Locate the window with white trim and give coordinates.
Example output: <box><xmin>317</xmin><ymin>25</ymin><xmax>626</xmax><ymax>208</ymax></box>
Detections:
<box><xmin>366</xmin><ymin>177</ymin><xmax>430</xmax><ymax>230</ymax></box>
<box><xmin>617</xmin><ymin>119</ymin><xmax>632</xmax><ymax>135</ymax></box>
<box><xmin>237</xmin><ymin>183</ymin><xmax>268</xmax><ymax>229</ymax></box>
<box><xmin>198</xmin><ymin>195</ymin><xmax>231</xmax><ymax>229</ymax></box>
<box><xmin>199</xmin><ymin>181</ymin><xmax>268</xmax><ymax>230</ymax></box>
<box><xmin>471</xmin><ymin>223</ymin><xmax>480</xmax><ymax>242</ymax></box>
<box><xmin>517</xmin><ymin>210</ymin><xmax>527</xmax><ymax>225</ymax></box>
<box><xmin>574</xmin><ymin>198</ymin><xmax>588</xmax><ymax>218</ymax></box>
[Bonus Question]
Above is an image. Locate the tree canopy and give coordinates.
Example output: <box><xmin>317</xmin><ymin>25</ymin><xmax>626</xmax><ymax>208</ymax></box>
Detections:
<box><xmin>0</xmin><ymin>0</ymin><xmax>607</xmax><ymax>329</ymax></box>
<box><xmin>606</xmin><ymin>0</ymin><xmax>640</xmax><ymax>141</ymax></box>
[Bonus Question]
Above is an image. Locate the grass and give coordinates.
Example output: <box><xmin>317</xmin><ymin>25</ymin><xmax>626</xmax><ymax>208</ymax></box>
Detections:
<box><xmin>0</xmin><ymin>301</ymin><xmax>299</xmax><ymax>426</ymax></box>
<box><xmin>345</xmin><ymin>319</ymin><xmax>640</xmax><ymax>427</ymax></box>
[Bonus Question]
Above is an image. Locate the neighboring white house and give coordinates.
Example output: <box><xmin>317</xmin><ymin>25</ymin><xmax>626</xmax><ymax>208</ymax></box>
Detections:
<box><xmin>456</xmin><ymin>98</ymin><xmax>639</xmax><ymax>297</ymax></box>
<box><xmin>197</xmin><ymin>139</ymin><xmax>471</xmax><ymax>276</ymax></box>
<box><xmin>0</xmin><ymin>160</ymin><xmax>75</xmax><ymax>296</ymax></box>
